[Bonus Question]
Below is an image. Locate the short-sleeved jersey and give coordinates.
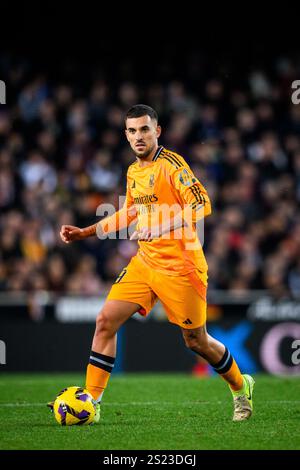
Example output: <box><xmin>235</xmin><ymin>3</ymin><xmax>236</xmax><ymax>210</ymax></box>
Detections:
<box><xmin>100</xmin><ymin>146</ymin><xmax>211</xmax><ymax>275</ymax></box>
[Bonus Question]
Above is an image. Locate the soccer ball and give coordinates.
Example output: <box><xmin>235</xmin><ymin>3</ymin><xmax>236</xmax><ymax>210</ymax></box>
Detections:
<box><xmin>53</xmin><ymin>386</ymin><xmax>95</xmax><ymax>426</ymax></box>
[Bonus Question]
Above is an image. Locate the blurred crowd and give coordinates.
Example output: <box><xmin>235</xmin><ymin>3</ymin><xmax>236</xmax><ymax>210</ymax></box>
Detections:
<box><xmin>0</xmin><ymin>54</ymin><xmax>300</xmax><ymax>299</ymax></box>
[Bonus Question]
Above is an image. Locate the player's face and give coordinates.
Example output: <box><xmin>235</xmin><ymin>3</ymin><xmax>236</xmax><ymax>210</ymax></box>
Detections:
<box><xmin>125</xmin><ymin>115</ymin><xmax>161</xmax><ymax>158</ymax></box>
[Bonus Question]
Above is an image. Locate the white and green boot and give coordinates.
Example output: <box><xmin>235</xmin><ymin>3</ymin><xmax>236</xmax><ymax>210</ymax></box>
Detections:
<box><xmin>232</xmin><ymin>374</ymin><xmax>255</xmax><ymax>422</ymax></box>
<box><xmin>93</xmin><ymin>401</ymin><xmax>101</xmax><ymax>424</ymax></box>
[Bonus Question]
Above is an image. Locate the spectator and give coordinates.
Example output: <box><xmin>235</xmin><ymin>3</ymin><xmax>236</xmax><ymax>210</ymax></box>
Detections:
<box><xmin>0</xmin><ymin>53</ymin><xmax>299</xmax><ymax>297</ymax></box>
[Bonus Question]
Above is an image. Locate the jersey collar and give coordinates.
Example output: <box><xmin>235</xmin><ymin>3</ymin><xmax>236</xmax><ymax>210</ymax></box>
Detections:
<box><xmin>152</xmin><ymin>145</ymin><xmax>164</xmax><ymax>161</ymax></box>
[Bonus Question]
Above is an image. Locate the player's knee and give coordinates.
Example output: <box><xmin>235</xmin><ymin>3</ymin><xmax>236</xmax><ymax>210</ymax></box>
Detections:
<box><xmin>183</xmin><ymin>333</ymin><xmax>197</xmax><ymax>350</ymax></box>
<box><xmin>184</xmin><ymin>332</ymin><xmax>209</xmax><ymax>356</ymax></box>
<box><xmin>95</xmin><ymin>312</ymin><xmax>113</xmax><ymax>337</ymax></box>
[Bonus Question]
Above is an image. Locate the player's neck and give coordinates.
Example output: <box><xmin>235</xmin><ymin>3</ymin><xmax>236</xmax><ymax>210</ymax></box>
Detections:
<box><xmin>136</xmin><ymin>145</ymin><xmax>159</xmax><ymax>167</ymax></box>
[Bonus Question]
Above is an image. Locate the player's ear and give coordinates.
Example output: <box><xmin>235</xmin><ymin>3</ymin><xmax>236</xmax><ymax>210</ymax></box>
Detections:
<box><xmin>125</xmin><ymin>129</ymin><xmax>130</xmax><ymax>142</ymax></box>
<box><xmin>156</xmin><ymin>125</ymin><xmax>162</xmax><ymax>138</ymax></box>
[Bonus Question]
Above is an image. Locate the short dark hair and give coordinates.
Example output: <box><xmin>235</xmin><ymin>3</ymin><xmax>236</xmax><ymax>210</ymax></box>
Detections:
<box><xmin>125</xmin><ymin>104</ymin><xmax>158</xmax><ymax>122</ymax></box>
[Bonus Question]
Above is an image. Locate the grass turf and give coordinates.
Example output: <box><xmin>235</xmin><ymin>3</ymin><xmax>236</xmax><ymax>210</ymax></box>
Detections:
<box><xmin>0</xmin><ymin>373</ymin><xmax>299</xmax><ymax>450</ymax></box>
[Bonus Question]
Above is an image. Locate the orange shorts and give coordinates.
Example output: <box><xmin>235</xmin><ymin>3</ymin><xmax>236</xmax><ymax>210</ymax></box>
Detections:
<box><xmin>107</xmin><ymin>255</ymin><xmax>208</xmax><ymax>329</ymax></box>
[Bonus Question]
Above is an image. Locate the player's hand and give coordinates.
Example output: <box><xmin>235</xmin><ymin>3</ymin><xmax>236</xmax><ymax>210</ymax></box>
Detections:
<box><xmin>130</xmin><ymin>226</ymin><xmax>161</xmax><ymax>242</ymax></box>
<box><xmin>60</xmin><ymin>225</ymin><xmax>85</xmax><ymax>243</ymax></box>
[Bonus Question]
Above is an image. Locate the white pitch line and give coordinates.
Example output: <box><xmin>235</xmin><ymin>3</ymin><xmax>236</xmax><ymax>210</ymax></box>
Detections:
<box><xmin>0</xmin><ymin>401</ymin><xmax>215</xmax><ymax>407</ymax></box>
<box><xmin>0</xmin><ymin>403</ymin><xmax>46</xmax><ymax>407</ymax></box>
<box><xmin>0</xmin><ymin>400</ymin><xmax>300</xmax><ymax>408</ymax></box>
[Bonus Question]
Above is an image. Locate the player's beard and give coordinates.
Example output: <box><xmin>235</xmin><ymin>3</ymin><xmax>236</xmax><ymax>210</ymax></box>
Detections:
<box><xmin>134</xmin><ymin>144</ymin><xmax>154</xmax><ymax>159</ymax></box>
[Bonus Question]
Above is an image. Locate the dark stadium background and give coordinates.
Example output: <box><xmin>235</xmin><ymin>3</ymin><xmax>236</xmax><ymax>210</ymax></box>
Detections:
<box><xmin>0</xmin><ymin>5</ymin><xmax>300</xmax><ymax>377</ymax></box>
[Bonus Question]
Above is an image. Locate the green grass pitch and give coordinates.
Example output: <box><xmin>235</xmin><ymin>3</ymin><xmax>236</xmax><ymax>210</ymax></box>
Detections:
<box><xmin>0</xmin><ymin>373</ymin><xmax>299</xmax><ymax>450</ymax></box>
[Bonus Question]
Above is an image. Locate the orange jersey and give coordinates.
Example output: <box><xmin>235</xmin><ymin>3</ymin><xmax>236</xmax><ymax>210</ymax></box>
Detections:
<box><xmin>99</xmin><ymin>146</ymin><xmax>211</xmax><ymax>275</ymax></box>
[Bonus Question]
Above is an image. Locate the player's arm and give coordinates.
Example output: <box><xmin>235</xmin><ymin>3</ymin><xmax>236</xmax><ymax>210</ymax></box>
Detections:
<box><xmin>131</xmin><ymin>164</ymin><xmax>211</xmax><ymax>241</ymax></box>
<box><xmin>60</xmin><ymin>177</ymin><xmax>137</xmax><ymax>244</ymax></box>
<box><xmin>172</xmin><ymin>167</ymin><xmax>211</xmax><ymax>222</ymax></box>
<box><xmin>161</xmin><ymin>171</ymin><xmax>211</xmax><ymax>236</ymax></box>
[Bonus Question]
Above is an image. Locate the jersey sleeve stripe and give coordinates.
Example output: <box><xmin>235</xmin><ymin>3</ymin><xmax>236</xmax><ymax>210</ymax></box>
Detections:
<box><xmin>193</xmin><ymin>185</ymin><xmax>206</xmax><ymax>205</ymax></box>
<box><xmin>161</xmin><ymin>150</ymin><xmax>183</xmax><ymax>168</ymax></box>
<box><xmin>160</xmin><ymin>155</ymin><xmax>180</xmax><ymax>168</ymax></box>
<box><xmin>191</xmin><ymin>199</ymin><xmax>205</xmax><ymax>209</ymax></box>
<box><xmin>190</xmin><ymin>184</ymin><xmax>203</xmax><ymax>205</ymax></box>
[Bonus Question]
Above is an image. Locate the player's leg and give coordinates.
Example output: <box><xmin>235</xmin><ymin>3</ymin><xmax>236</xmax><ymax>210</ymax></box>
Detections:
<box><xmin>46</xmin><ymin>300</ymin><xmax>137</xmax><ymax>418</ymax></box>
<box><xmin>181</xmin><ymin>324</ymin><xmax>255</xmax><ymax>421</ymax></box>
<box><xmin>152</xmin><ymin>270</ymin><xmax>254</xmax><ymax>421</ymax></box>
<box><xmin>152</xmin><ymin>269</ymin><xmax>244</xmax><ymax>386</ymax></box>
<box><xmin>181</xmin><ymin>324</ymin><xmax>243</xmax><ymax>389</ymax></box>
<box><xmin>86</xmin><ymin>255</ymin><xmax>156</xmax><ymax>416</ymax></box>
<box><xmin>86</xmin><ymin>299</ymin><xmax>140</xmax><ymax>404</ymax></box>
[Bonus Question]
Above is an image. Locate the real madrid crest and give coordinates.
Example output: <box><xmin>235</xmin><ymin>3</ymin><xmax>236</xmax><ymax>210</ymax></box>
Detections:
<box><xmin>149</xmin><ymin>174</ymin><xmax>155</xmax><ymax>187</ymax></box>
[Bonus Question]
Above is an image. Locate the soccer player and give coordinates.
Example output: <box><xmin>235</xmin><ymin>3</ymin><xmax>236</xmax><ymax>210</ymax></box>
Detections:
<box><xmin>58</xmin><ymin>104</ymin><xmax>254</xmax><ymax>422</ymax></box>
